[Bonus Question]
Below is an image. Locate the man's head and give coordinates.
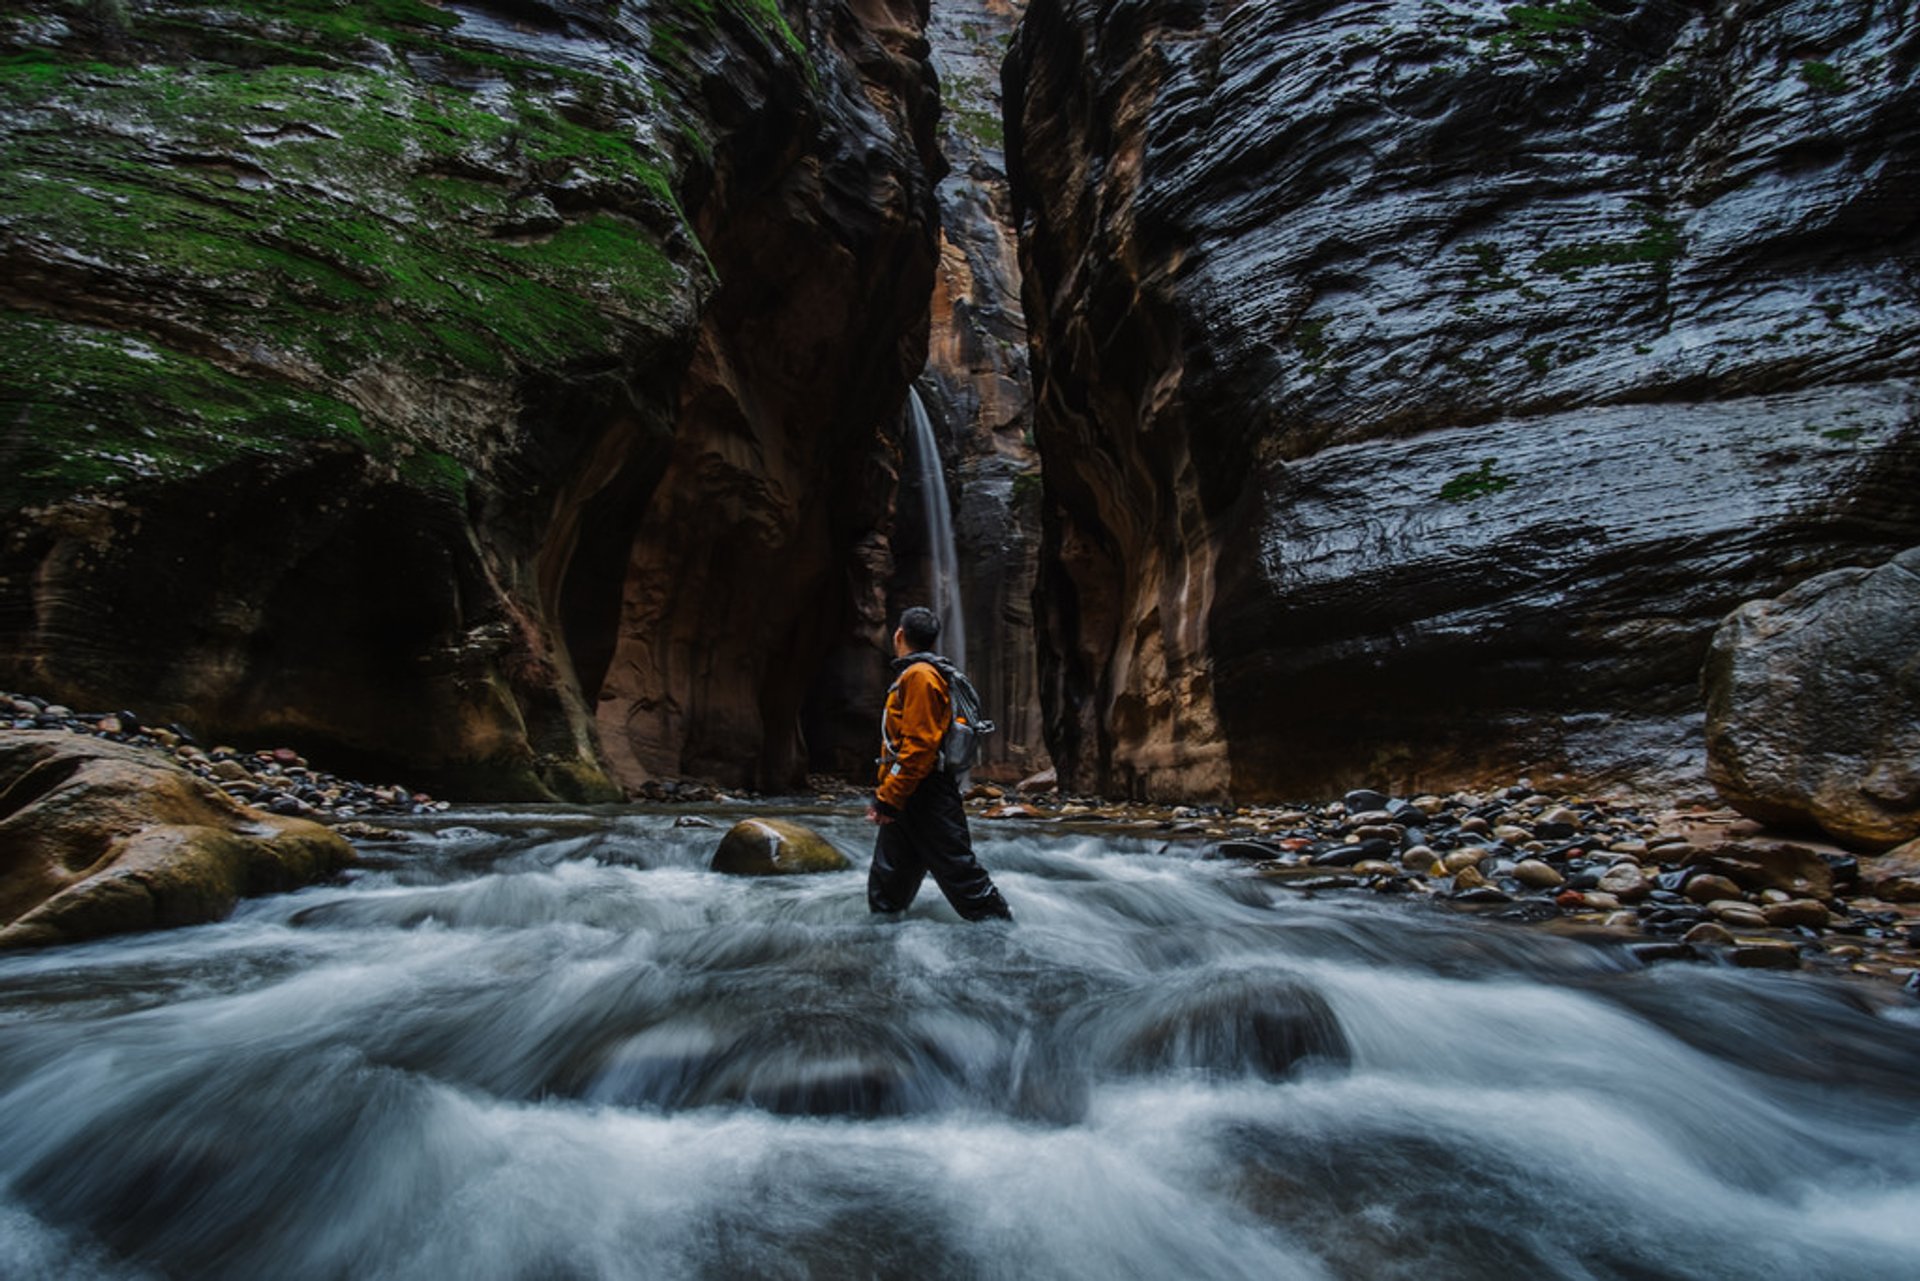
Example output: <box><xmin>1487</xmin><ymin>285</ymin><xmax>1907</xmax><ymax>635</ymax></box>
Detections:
<box><xmin>895</xmin><ymin>606</ymin><xmax>941</xmax><ymax>655</ymax></box>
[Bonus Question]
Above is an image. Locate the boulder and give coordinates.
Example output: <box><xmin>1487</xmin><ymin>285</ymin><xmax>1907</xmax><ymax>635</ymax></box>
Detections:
<box><xmin>1684</xmin><ymin>841</ymin><xmax>1834</xmax><ymax>900</ymax></box>
<box><xmin>1705</xmin><ymin>548</ymin><xmax>1920</xmax><ymax>850</ymax></box>
<box><xmin>1865</xmin><ymin>836</ymin><xmax>1920</xmax><ymax>901</ymax></box>
<box><xmin>0</xmin><ymin>731</ymin><xmax>353</xmax><ymax>949</ymax></box>
<box><xmin>710</xmin><ymin>819</ymin><xmax>852</xmax><ymax>877</ymax></box>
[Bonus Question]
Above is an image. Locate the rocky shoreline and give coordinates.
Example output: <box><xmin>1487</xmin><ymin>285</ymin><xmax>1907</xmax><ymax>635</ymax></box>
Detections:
<box><xmin>2</xmin><ymin>692</ymin><xmax>447</xmax><ymax>831</ymax></box>
<box><xmin>970</xmin><ymin>779</ymin><xmax>1920</xmax><ymax>995</ymax></box>
<box><xmin>8</xmin><ymin>689</ymin><xmax>1917</xmax><ymax>992</ymax></box>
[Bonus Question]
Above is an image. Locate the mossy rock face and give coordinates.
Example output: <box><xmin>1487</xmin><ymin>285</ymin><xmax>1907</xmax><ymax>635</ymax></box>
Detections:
<box><xmin>0</xmin><ymin>731</ymin><xmax>355</xmax><ymax>948</ymax></box>
<box><xmin>710</xmin><ymin>818</ymin><xmax>851</xmax><ymax>876</ymax></box>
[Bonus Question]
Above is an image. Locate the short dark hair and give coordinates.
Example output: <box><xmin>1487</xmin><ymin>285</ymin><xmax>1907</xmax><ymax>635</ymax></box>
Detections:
<box><xmin>898</xmin><ymin>606</ymin><xmax>941</xmax><ymax>652</ymax></box>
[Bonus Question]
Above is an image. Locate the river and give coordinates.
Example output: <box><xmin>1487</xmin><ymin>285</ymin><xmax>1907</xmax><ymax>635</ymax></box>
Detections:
<box><xmin>3</xmin><ymin>806</ymin><xmax>1919</xmax><ymax>1279</ymax></box>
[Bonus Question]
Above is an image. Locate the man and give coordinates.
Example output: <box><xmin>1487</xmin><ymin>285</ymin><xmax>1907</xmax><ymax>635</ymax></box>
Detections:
<box><xmin>865</xmin><ymin>606</ymin><xmax>1013</xmax><ymax>921</ymax></box>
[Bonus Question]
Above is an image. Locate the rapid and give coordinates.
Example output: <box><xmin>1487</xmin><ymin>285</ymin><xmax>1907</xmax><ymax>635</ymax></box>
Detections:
<box><xmin>3</xmin><ymin>806</ymin><xmax>1919</xmax><ymax>1280</ymax></box>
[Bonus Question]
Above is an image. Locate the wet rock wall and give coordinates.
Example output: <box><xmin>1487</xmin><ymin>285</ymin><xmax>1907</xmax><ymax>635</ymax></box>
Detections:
<box><xmin>911</xmin><ymin>0</ymin><xmax>1049</xmax><ymax>779</ymax></box>
<box><xmin>0</xmin><ymin>0</ymin><xmax>940</xmax><ymax>797</ymax></box>
<box><xmin>1006</xmin><ymin>0</ymin><xmax>1920</xmax><ymax>801</ymax></box>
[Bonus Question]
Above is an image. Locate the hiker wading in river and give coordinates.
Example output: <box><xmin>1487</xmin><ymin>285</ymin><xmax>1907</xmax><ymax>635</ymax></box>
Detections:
<box><xmin>865</xmin><ymin>607</ymin><xmax>1013</xmax><ymax>921</ymax></box>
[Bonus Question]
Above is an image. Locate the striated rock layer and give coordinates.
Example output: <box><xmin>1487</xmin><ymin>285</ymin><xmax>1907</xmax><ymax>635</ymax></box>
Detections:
<box><xmin>1006</xmin><ymin>0</ymin><xmax>1920</xmax><ymax>802</ymax></box>
<box><xmin>0</xmin><ymin>0</ymin><xmax>939</xmax><ymax>799</ymax></box>
<box><xmin>909</xmin><ymin>0</ymin><xmax>1049</xmax><ymax>779</ymax></box>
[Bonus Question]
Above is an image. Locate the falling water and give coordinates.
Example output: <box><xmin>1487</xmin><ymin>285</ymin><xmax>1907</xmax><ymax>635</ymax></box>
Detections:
<box><xmin>4</xmin><ymin>807</ymin><xmax>1920</xmax><ymax>1280</ymax></box>
<box><xmin>905</xmin><ymin>387</ymin><xmax>967</xmax><ymax>669</ymax></box>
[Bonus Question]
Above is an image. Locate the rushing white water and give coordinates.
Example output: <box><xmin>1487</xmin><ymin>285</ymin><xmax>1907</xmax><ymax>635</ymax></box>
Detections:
<box><xmin>905</xmin><ymin>387</ymin><xmax>967</xmax><ymax>670</ymax></box>
<box><xmin>4</xmin><ymin>807</ymin><xmax>1920</xmax><ymax>1280</ymax></box>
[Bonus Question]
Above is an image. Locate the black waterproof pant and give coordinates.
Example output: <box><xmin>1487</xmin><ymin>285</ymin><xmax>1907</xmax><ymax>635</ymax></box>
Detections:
<box><xmin>868</xmin><ymin>770</ymin><xmax>1012</xmax><ymax>921</ymax></box>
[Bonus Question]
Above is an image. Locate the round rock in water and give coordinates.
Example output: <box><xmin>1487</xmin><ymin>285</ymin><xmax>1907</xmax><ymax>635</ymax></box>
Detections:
<box><xmin>711</xmin><ymin>818</ymin><xmax>851</xmax><ymax>876</ymax></box>
<box><xmin>1704</xmin><ymin>547</ymin><xmax>1920</xmax><ymax>850</ymax></box>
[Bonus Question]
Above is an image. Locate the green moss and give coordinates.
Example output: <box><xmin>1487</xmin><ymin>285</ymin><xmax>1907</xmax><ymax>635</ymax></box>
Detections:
<box><xmin>0</xmin><ymin>13</ymin><xmax>714</xmax><ymax>505</ymax></box>
<box><xmin>1</xmin><ymin>55</ymin><xmax>686</xmax><ymax>385</ymax></box>
<box><xmin>1439</xmin><ymin>459</ymin><xmax>1517</xmax><ymax>504</ymax></box>
<box><xmin>1820</xmin><ymin>426</ymin><xmax>1864</xmax><ymax>443</ymax></box>
<box><xmin>1525</xmin><ymin>343</ymin><xmax>1554</xmax><ymax>374</ymax></box>
<box><xmin>1532</xmin><ymin>212</ymin><xmax>1683</xmax><ymax>276</ymax></box>
<box><xmin>0</xmin><ymin>312</ymin><xmax>372</xmax><ymax>508</ymax></box>
<box><xmin>1293</xmin><ymin>317</ymin><xmax>1331</xmax><ymax>361</ymax></box>
<box><xmin>1484</xmin><ymin>0</ymin><xmax>1606</xmax><ymax>65</ymax></box>
<box><xmin>1458</xmin><ymin>241</ymin><xmax>1523</xmax><ymax>293</ymax></box>
<box><xmin>1799</xmin><ymin>60</ymin><xmax>1847</xmax><ymax>94</ymax></box>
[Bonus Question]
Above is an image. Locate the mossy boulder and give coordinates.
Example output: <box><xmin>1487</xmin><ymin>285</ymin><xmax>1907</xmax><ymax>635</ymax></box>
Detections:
<box><xmin>710</xmin><ymin>818</ymin><xmax>851</xmax><ymax>876</ymax></box>
<box><xmin>0</xmin><ymin>731</ymin><xmax>354</xmax><ymax>949</ymax></box>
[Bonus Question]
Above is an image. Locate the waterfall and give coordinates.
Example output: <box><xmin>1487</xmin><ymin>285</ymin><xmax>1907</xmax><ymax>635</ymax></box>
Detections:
<box><xmin>905</xmin><ymin>386</ymin><xmax>967</xmax><ymax>668</ymax></box>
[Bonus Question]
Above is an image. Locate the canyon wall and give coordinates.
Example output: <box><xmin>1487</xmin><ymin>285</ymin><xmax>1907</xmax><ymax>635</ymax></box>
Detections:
<box><xmin>1007</xmin><ymin>0</ymin><xmax>1920</xmax><ymax>801</ymax></box>
<box><xmin>908</xmin><ymin>0</ymin><xmax>1049</xmax><ymax>779</ymax></box>
<box><xmin>0</xmin><ymin>0</ymin><xmax>940</xmax><ymax>798</ymax></box>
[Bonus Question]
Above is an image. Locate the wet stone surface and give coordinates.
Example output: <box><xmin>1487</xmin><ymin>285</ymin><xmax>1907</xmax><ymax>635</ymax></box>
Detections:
<box><xmin>970</xmin><ymin>775</ymin><xmax>1920</xmax><ymax>992</ymax></box>
<box><xmin>2</xmin><ymin>691</ymin><xmax>444</xmax><ymax>823</ymax></box>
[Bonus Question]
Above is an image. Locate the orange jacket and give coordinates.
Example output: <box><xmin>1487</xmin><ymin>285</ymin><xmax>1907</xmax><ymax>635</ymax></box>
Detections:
<box><xmin>875</xmin><ymin>660</ymin><xmax>950</xmax><ymax>809</ymax></box>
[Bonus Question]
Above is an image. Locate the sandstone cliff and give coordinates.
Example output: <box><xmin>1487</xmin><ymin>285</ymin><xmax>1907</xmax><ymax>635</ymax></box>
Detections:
<box><xmin>1</xmin><ymin>0</ymin><xmax>939</xmax><ymax>798</ymax></box>
<box><xmin>911</xmin><ymin>0</ymin><xmax>1049</xmax><ymax>779</ymax></box>
<box><xmin>1007</xmin><ymin>0</ymin><xmax>1920</xmax><ymax>801</ymax></box>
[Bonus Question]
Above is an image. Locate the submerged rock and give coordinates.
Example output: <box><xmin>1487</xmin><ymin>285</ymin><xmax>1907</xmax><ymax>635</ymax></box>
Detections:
<box><xmin>710</xmin><ymin>819</ymin><xmax>852</xmax><ymax>877</ymax></box>
<box><xmin>0</xmin><ymin>732</ymin><xmax>353</xmax><ymax>949</ymax></box>
<box><xmin>1705</xmin><ymin>547</ymin><xmax>1920</xmax><ymax>851</ymax></box>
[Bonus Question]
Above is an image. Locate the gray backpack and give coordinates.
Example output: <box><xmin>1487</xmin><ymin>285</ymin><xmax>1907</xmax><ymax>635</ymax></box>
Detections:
<box><xmin>933</xmin><ymin>659</ymin><xmax>994</xmax><ymax>774</ymax></box>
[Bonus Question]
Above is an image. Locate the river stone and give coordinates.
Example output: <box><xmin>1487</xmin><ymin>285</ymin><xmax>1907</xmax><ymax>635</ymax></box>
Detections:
<box><xmin>710</xmin><ymin>819</ymin><xmax>851</xmax><ymax>876</ymax></box>
<box><xmin>1513</xmin><ymin>859</ymin><xmax>1565</xmax><ymax>890</ymax></box>
<box><xmin>1684</xmin><ymin>873</ymin><xmax>1746</xmax><ymax>905</ymax></box>
<box><xmin>1762</xmin><ymin>899</ymin><xmax>1831</xmax><ymax>929</ymax></box>
<box><xmin>1683</xmin><ymin>922</ymin><xmax>1737</xmax><ymax>946</ymax></box>
<box><xmin>1596</xmin><ymin>863</ymin><xmax>1647</xmax><ymax>899</ymax></box>
<box><xmin>1451</xmin><ymin>864</ymin><xmax>1488</xmax><ymax>891</ymax></box>
<box><xmin>1442</xmin><ymin>848</ymin><xmax>1486</xmax><ymax>874</ymax></box>
<box><xmin>1730</xmin><ymin>940</ymin><xmax>1803</xmax><ymax>970</ymax></box>
<box><xmin>1708</xmin><ymin>900</ymin><xmax>1770</xmax><ymax>930</ymax></box>
<box><xmin>1705</xmin><ymin>547</ymin><xmax>1920</xmax><ymax>851</ymax></box>
<box><xmin>1402</xmin><ymin>845</ymin><xmax>1438</xmax><ymax>872</ymax></box>
<box><xmin>0</xmin><ymin>731</ymin><xmax>353</xmax><ymax>949</ymax></box>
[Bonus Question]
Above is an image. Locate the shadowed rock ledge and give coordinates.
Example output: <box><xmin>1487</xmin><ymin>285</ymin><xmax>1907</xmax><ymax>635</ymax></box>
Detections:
<box><xmin>1006</xmin><ymin>0</ymin><xmax>1920</xmax><ymax>802</ymax></box>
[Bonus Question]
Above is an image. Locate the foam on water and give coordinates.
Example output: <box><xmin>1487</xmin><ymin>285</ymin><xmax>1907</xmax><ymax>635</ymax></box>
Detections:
<box><xmin>2</xmin><ymin>806</ymin><xmax>1918</xmax><ymax>1279</ymax></box>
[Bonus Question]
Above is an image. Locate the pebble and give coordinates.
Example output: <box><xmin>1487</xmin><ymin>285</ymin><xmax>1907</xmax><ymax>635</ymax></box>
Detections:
<box><xmin>1513</xmin><ymin>859</ymin><xmax>1565</xmax><ymax>889</ymax></box>
<box><xmin>1452</xmin><ymin>864</ymin><xmax>1488</xmax><ymax>890</ymax></box>
<box><xmin>1683</xmin><ymin>922</ymin><xmax>1736</xmax><ymax>946</ymax></box>
<box><xmin>1731</xmin><ymin>940</ymin><xmax>1802</xmax><ymax>970</ymax></box>
<box><xmin>1402</xmin><ymin>845</ymin><xmax>1439</xmax><ymax>871</ymax></box>
<box><xmin>1596</xmin><ymin>864</ymin><xmax>1647</xmax><ymax>900</ymax></box>
<box><xmin>1709</xmin><ymin>900</ymin><xmax>1770</xmax><ymax>929</ymax></box>
<box><xmin>1762</xmin><ymin>899</ymin><xmax>1830</xmax><ymax>929</ymax></box>
<box><xmin>1685</xmin><ymin>873</ymin><xmax>1744</xmax><ymax>904</ymax></box>
<box><xmin>1442</xmin><ymin>848</ymin><xmax>1486</xmax><ymax>874</ymax></box>
<box><xmin>1494</xmin><ymin>824</ymin><xmax>1533</xmax><ymax>845</ymax></box>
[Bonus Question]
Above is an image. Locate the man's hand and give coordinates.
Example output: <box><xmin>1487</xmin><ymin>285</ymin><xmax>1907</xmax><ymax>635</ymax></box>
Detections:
<box><xmin>866</xmin><ymin>802</ymin><xmax>895</xmax><ymax>826</ymax></box>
